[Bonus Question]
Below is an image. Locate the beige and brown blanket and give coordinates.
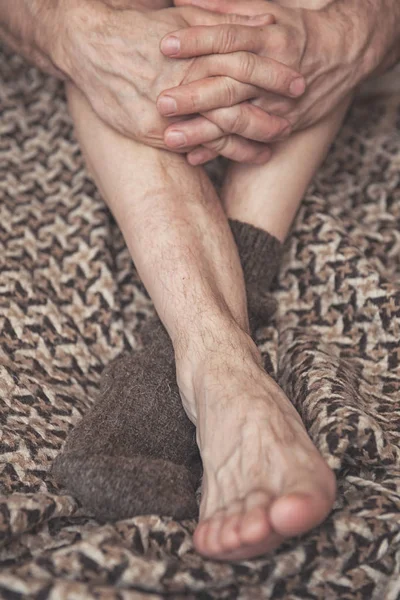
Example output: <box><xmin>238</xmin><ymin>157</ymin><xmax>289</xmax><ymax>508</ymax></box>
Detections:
<box><xmin>0</xmin><ymin>45</ymin><xmax>400</xmax><ymax>599</ymax></box>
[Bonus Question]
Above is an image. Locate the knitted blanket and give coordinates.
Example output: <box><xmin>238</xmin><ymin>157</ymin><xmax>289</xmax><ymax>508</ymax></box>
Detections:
<box><xmin>1</xmin><ymin>45</ymin><xmax>400</xmax><ymax>600</ymax></box>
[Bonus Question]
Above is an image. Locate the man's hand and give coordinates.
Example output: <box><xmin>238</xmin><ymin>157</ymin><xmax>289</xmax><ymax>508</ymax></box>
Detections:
<box><xmin>48</xmin><ymin>1</ymin><xmax>305</xmax><ymax>162</ymax></box>
<box><xmin>1</xmin><ymin>0</ymin><xmax>305</xmax><ymax>163</ymax></box>
<box><xmin>158</xmin><ymin>0</ymin><xmax>398</xmax><ymax>164</ymax></box>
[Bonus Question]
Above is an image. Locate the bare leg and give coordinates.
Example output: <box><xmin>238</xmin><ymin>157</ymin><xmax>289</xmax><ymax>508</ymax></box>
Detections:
<box><xmin>187</xmin><ymin>100</ymin><xmax>351</xmax><ymax>559</ymax></box>
<box><xmin>65</xmin><ymin>82</ymin><xmax>344</xmax><ymax>561</ymax></box>
<box><xmin>222</xmin><ymin>103</ymin><xmax>350</xmax><ymax>240</ymax></box>
<box><xmin>186</xmin><ymin>0</ymin><xmax>350</xmax><ymax>559</ymax></box>
<box><xmin>66</xmin><ymin>85</ymin><xmax>249</xmax><ymax>356</ymax></box>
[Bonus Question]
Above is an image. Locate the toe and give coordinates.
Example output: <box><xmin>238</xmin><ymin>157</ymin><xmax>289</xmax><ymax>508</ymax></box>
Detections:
<box><xmin>195</xmin><ymin>514</ymin><xmax>225</xmax><ymax>556</ymax></box>
<box><xmin>206</xmin><ymin>516</ymin><xmax>225</xmax><ymax>555</ymax></box>
<box><xmin>270</xmin><ymin>487</ymin><xmax>335</xmax><ymax>538</ymax></box>
<box><xmin>215</xmin><ymin>534</ymin><xmax>282</xmax><ymax>562</ymax></box>
<box><xmin>240</xmin><ymin>505</ymin><xmax>271</xmax><ymax>545</ymax></box>
<box><xmin>220</xmin><ymin>513</ymin><xmax>242</xmax><ymax>552</ymax></box>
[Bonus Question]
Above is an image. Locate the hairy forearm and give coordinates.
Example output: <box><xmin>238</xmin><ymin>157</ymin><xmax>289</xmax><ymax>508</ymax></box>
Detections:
<box><xmin>0</xmin><ymin>1</ymin><xmax>66</xmax><ymax>76</ymax></box>
<box><xmin>0</xmin><ymin>0</ymin><xmax>172</xmax><ymax>77</ymax></box>
<box><xmin>322</xmin><ymin>0</ymin><xmax>400</xmax><ymax>79</ymax></box>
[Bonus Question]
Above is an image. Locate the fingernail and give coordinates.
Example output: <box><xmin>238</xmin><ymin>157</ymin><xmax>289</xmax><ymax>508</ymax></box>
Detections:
<box><xmin>158</xmin><ymin>96</ymin><xmax>178</xmax><ymax>116</ymax></box>
<box><xmin>290</xmin><ymin>77</ymin><xmax>305</xmax><ymax>97</ymax></box>
<box><xmin>165</xmin><ymin>130</ymin><xmax>187</xmax><ymax>148</ymax></box>
<box><xmin>161</xmin><ymin>36</ymin><xmax>181</xmax><ymax>56</ymax></box>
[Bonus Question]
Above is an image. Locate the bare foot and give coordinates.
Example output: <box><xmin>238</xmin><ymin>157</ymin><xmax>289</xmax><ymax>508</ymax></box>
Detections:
<box><xmin>177</xmin><ymin>326</ymin><xmax>336</xmax><ymax>561</ymax></box>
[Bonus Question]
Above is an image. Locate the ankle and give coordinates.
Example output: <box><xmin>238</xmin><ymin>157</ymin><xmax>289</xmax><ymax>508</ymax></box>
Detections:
<box><xmin>175</xmin><ymin>318</ymin><xmax>262</xmax><ymax>421</ymax></box>
<box><xmin>174</xmin><ymin>311</ymin><xmax>253</xmax><ymax>361</ymax></box>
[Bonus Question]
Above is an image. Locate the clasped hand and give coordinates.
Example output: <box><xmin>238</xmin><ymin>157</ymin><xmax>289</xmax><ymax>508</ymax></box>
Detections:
<box><xmin>55</xmin><ymin>0</ymin><xmax>305</xmax><ymax>164</ymax></box>
<box><xmin>158</xmin><ymin>0</ymin><xmax>353</xmax><ymax>165</ymax></box>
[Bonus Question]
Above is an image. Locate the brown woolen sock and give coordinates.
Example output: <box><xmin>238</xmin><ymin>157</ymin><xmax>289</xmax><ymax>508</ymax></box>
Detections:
<box><xmin>51</xmin><ymin>220</ymin><xmax>282</xmax><ymax>522</ymax></box>
<box><xmin>229</xmin><ymin>219</ymin><xmax>283</xmax><ymax>335</ymax></box>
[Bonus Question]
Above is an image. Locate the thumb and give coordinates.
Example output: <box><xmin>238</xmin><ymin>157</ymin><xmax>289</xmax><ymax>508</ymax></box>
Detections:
<box><xmin>174</xmin><ymin>0</ymin><xmax>275</xmax><ymax>18</ymax></box>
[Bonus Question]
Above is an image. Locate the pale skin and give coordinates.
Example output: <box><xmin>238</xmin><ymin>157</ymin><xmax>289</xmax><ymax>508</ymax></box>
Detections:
<box><xmin>159</xmin><ymin>0</ymin><xmax>400</xmax><ymax>164</ymax></box>
<box><xmin>2</xmin><ymin>0</ymin><xmax>399</xmax><ymax>160</ymax></box>
<box><xmin>2</xmin><ymin>0</ymin><xmax>399</xmax><ymax>561</ymax></box>
<box><xmin>65</xmin><ymin>78</ymin><xmax>348</xmax><ymax>560</ymax></box>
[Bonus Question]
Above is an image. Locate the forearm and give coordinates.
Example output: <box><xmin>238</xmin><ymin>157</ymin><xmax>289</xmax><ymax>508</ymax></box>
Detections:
<box><xmin>0</xmin><ymin>0</ymin><xmax>172</xmax><ymax>77</ymax></box>
<box><xmin>0</xmin><ymin>0</ymin><xmax>65</xmax><ymax>76</ymax></box>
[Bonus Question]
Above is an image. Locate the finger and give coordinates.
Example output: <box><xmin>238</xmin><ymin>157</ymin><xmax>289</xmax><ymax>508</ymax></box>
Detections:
<box><xmin>193</xmin><ymin>54</ymin><xmax>305</xmax><ymax>98</ymax></box>
<box><xmin>174</xmin><ymin>0</ymin><xmax>282</xmax><ymax>15</ymax></box>
<box><xmin>160</xmin><ymin>23</ymin><xmax>271</xmax><ymax>58</ymax></box>
<box><xmin>164</xmin><ymin>104</ymin><xmax>290</xmax><ymax>148</ymax></box>
<box><xmin>251</xmin><ymin>94</ymin><xmax>295</xmax><ymax>118</ymax></box>
<box><xmin>188</xmin><ymin>135</ymin><xmax>272</xmax><ymax>164</ymax></box>
<box><xmin>158</xmin><ymin>55</ymin><xmax>304</xmax><ymax>116</ymax></box>
<box><xmin>174</xmin><ymin>0</ymin><xmax>276</xmax><ymax>18</ymax></box>
<box><xmin>204</xmin><ymin>103</ymin><xmax>291</xmax><ymax>142</ymax></box>
<box><xmin>187</xmin><ymin>147</ymin><xmax>218</xmax><ymax>165</ymax></box>
<box><xmin>158</xmin><ymin>77</ymin><xmax>257</xmax><ymax>116</ymax></box>
<box><xmin>165</xmin><ymin>115</ymin><xmax>224</xmax><ymax>149</ymax></box>
<box><xmin>184</xmin><ymin>6</ymin><xmax>273</xmax><ymax>27</ymax></box>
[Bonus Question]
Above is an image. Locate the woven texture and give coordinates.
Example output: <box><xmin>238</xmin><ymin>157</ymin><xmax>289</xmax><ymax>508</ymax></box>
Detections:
<box><xmin>1</xmin><ymin>45</ymin><xmax>400</xmax><ymax>599</ymax></box>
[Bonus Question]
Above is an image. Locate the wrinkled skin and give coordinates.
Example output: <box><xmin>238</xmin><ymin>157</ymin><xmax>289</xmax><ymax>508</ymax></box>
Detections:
<box><xmin>53</xmin><ymin>1</ymin><xmax>300</xmax><ymax>152</ymax></box>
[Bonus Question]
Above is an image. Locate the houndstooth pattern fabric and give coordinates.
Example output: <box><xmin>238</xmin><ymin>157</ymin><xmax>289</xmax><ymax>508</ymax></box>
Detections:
<box><xmin>1</xmin><ymin>44</ymin><xmax>400</xmax><ymax>599</ymax></box>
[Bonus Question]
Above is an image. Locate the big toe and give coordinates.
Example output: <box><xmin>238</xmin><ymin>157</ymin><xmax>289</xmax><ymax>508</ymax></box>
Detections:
<box><xmin>194</xmin><ymin>476</ymin><xmax>335</xmax><ymax>561</ymax></box>
<box><xmin>270</xmin><ymin>481</ymin><xmax>336</xmax><ymax>538</ymax></box>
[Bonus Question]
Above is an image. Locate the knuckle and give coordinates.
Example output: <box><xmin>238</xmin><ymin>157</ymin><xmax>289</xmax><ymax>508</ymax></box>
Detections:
<box><xmin>226</xmin><ymin>107</ymin><xmax>248</xmax><ymax>134</ymax></box>
<box><xmin>226</xmin><ymin>13</ymin><xmax>241</xmax><ymax>25</ymax></box>
<box><xmin>192</xmin><ymin>32</ymin><xmax>205</xmax><ymax>55</ymax></box>
<box><xmin>218</xmin><ymin>25</ymin><xmax>237</xmax><ymax>53</ymax></box>
<box><xmin>222</xmin><ymin>78</ymin><xmax>237</xmax><ymax>107</ymax></box>
<box><xmin>275</xmin><ymin>29</ymin><xmax>298</xmax><ymax>66</ymax></box>
<box><xmin>265</xmin><ymin>68</ymin><xmax>279</xmax><ymax>92</ymax></box>
<box><xmin>190</xmin><ymin>88</ymin><xmax>205</xmax><ymax>111</ymax></box>
<box><xmin>267</xmin><ymin>29</ymin><xmax>292</xmax><ymax>61</ymax></box>
<box><xmin>206</xmin><ymin>135</ymin><xmax>231</xmax><ymax>153</ymax></box>
<box><xmin>238</xmin><ymin>51</ymin><xmax>256</xmax><ymax>80</ymax></box>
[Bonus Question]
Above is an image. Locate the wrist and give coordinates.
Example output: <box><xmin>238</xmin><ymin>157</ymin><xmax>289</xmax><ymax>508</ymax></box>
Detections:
<box><xmin>0</xmin><ymin>0</ymin><xmax>68</xmax><ymax>77</ymax></box>
<box><xmin>47</xmin><ymin>0</ymin><xmax>136</xmax><ymax>81</ymax></box>
<box><xmin>31</xmin><ymin>1</ymin><xmax>71</xmax><ymax>77</ymax></box>
<box><xmin>41</xmin><ymin>0</ymin><xmax>107</xmax><ymax>80</ymax></box>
